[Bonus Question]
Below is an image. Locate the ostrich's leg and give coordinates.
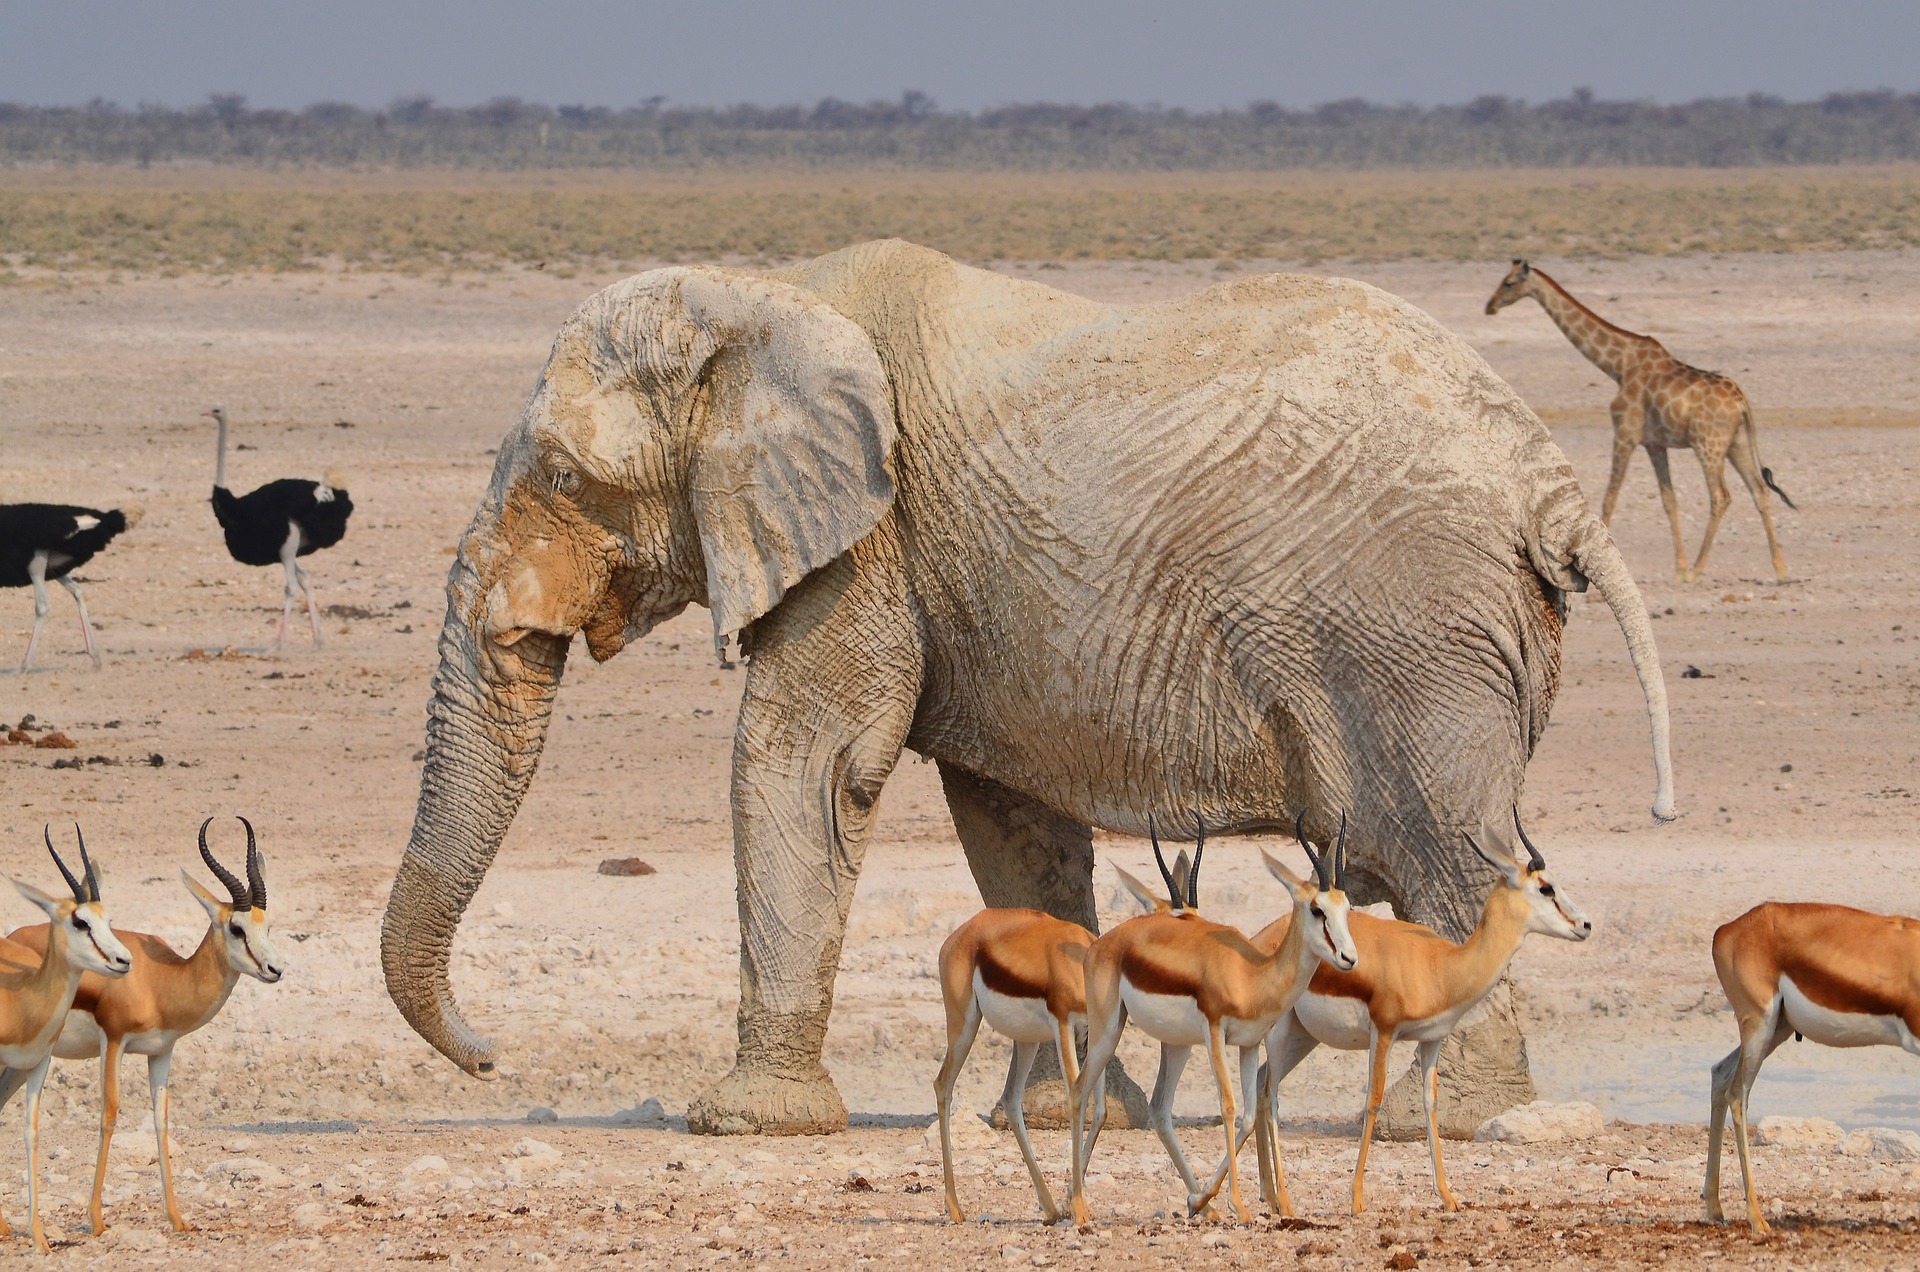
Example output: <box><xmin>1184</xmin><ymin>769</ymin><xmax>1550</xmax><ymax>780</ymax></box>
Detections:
<box><xmin>59</xmin><ymin>575</ymin><xmax>100</xmax><ymax>668</ymax></box>
<box><xmin>297</xmin><ymin>562</ymin><xmax>323</xmax><ymax>648</ymax></box>
<box><xmin>273</xmin><ymin>529</ymin><xmax>301</xmax><ymax>650</ymax></box>
<box><xmin>21</xmin><ymin>551</ymin><xmax>50</xmax><ymax>670</ymax></box>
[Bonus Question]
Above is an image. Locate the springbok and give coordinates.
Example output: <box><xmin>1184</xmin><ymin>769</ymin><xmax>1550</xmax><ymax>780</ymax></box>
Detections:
<box><xmin>0</xmin><ymin>827</ymin><xmax>133</xmax><ymax>1253</ymax></box>
<box><xmin>1703</xmin><ymin>901</ymin><xmax>1920</xmax><ymax>1234</ymax></box>
<box><xmin>5</xmin><ymin>816</ymin><xmax>285</xmax><ymax>1234</ymax></box>
<box><xmin>931</xmin><ymin>847</ymin><xmax>1193</xmax><ymax>1223</ymax></box>
<box><xmin>1069</xmin><ymin>815</ymin><xmax>1357</xmax><ymax>1226</ymax></box>
<box><xmin>1245</xmin><ymin>810</ymin><xmax>1590</xmax><ymax>1216</ymax></box>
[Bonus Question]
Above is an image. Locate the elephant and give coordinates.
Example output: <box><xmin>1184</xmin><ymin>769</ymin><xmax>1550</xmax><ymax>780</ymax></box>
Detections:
<box><xmin>381</xmin><ymin>238</ymin><xmax>1674</xmax><ymax>1137</ymax></box>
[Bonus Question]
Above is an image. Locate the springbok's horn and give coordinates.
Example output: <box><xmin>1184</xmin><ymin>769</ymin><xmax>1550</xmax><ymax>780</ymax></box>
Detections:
<box><xmin>1149</xmin><ymin>812</ymin><xmax>1184</xmax><ymax>911</ymax></box>
<box><xmin>1513</xmin><ymin>806</ymin><xmax>1546</xmax><ymax>872</ymax></box>
<box><xmin>1188</xmin><ymin>813</ymin><xmax>1206</xmax><ymax>910</ymax></box>
<box><xmin>199</xmin><ymin>816</ymin><xmax>250</xmax><ymax>910</ymax></box>
<box><xmin>241</xmin><ymin>815</ymin><xmax>266</xmax><ymax>910</ymax></box>
<box><xmin>1334</xmin><ymin>812</ymin><xmax>1349</xmax><ymax>890</ymax></box>
<box><xmin>1294</xmin><ymin>811</ymin><xmax>1329</xmax><ymax>891</ymax></box>
<box><xmin>45</xmin><ymin>824</ymin><xmax>86</xmax><ymax>903</ymax></box>
<box><xmin>77</xmin><ymin>823</ymin><xmax>101</xmax><ymax>902</ymax></box>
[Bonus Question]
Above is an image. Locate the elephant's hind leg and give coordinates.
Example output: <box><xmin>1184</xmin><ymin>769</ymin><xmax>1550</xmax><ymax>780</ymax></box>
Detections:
<box><xmin>940</xmin><ymin>762</ymin><xmax>1152</xmax><ymax>1131</ymax></box>
<box><xmin>686</xmin><ymin>548</ymin><xmax>924</xmax><ymax>1137</ymax></box>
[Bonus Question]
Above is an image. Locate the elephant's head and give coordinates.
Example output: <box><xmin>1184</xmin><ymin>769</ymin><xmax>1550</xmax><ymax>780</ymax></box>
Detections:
<box><xmin>382</xmin><ymin>268</ymin><xmax>898</xmax><ymax>1075</ymax></box>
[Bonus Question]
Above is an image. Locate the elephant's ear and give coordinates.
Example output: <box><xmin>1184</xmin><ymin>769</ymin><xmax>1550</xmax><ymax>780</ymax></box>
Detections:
<box><xmin>677</xmin><ymin>274</ymin><xmax>897</xmax><ymax>639</ymax></box>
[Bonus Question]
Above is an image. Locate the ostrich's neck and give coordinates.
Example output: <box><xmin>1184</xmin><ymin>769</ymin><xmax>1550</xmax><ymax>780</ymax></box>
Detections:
<box><xmin>215</xmin><ymin>416</ymin><xmax>228</xmax><ymax>489</ymax></box>
<box><xmin>1528</xmin><ymin>272</ymin><xmax>1643</xmax><ymax>384</ymax></box>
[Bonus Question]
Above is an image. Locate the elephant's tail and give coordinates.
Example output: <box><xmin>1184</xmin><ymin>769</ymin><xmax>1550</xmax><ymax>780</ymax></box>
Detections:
<box><xmin>1568</xmin><ymin>524</ymin><xmax>1678</xmax><ymax>823</ymax></box>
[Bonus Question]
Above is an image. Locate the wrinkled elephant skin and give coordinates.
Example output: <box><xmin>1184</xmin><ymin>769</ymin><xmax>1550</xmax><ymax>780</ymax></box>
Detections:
<box><xmin>383</xmin><ymin>240</ymin><xmax>1674</xmax><ymax>1136</ymax></box>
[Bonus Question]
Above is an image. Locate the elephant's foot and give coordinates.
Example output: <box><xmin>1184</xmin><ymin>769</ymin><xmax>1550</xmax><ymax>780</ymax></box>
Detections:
<box><xmin>991</xmin><ymin>1052</ymin><xmax>1151</xmax><ymax>1131</ymax></box>
<box><xmin>687</xmin><ymin>1061</ymin><xmax>847</xmax><ymax>1136</ymax></box>
<box><xmin>1376</xmin><ymin>998</ymin><xmax>1534</xmax><ymax>1141</ymax></box>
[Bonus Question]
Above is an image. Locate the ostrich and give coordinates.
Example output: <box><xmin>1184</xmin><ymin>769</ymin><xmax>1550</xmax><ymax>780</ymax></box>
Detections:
<box><xmin>205</xmin><ymin>406</ymin><xmax>354</xmax><ymax>650</ymax></box>
<box><xmin>0</xmin><ymin>502</ymin><xmax>140</xmax><ymax>670</ymax></box>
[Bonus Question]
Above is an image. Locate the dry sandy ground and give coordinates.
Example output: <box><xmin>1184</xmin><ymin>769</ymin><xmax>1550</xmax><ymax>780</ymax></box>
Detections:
<box><xmin>0</xmin><ymin>250</ymin><xmax>1917</xmax><ymax>1266</ymax></box>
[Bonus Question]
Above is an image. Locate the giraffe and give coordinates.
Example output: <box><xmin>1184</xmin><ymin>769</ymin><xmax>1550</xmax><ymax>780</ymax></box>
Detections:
<box><xmin>1485</xmin><ymin>259</ymin><xmax>1794</xmax><ymax>582</ymax></box>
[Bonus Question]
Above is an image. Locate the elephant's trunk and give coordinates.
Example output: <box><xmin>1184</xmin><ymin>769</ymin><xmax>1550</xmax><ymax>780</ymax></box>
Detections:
<box><xmin>1569</xmin><ymin>523</ymin><xmax>1677</xmax><ymax>822</ymax></box>
<box><xmin>382</xmin><ymin>558</ymin><xmax>569</xmax><ymax>1077</ymax></box>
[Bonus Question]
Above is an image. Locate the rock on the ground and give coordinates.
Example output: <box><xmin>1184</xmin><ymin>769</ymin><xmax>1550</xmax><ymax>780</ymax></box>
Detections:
<box><xmin>1475</xmin><ymin>1101</ymin><xmax>1605</xmax><ymax>1144</ymax></box>
<box><xmin>205</xmin><ymin>1157</ymin><xmax>288</xmax><ymax>1187</ymax></box>
<box><xmin>1843</xmin><ymin>1127</ymin><xmax>1920</xmax><ymax>1160</ymax></box>
<box><xmin>1753</xmin><ymin>1116</ymin><xmax>1845</xmax><ymax>1150</ymax></box>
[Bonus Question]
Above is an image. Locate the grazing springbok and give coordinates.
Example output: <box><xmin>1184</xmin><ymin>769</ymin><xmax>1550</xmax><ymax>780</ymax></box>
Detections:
<box><xmin>931</xmin><ymin>847</ymin><xmax>1192</xmax><ymax>1224</ymax></box>
<box><xmin>1245</xmin><ymin>810</ymin><xmax>1590</xmax><ymax>1216</ymax></box>
<box><xmin>1703</xmin><ymin>901</ymin><xmax>1920</xmax><ymax>1234</ymax></box>
<box><xmin>5</xmin><ymin>817</ymin><xmax>285</xmax><ymax>1234</ymax></box>
<box><xmin>1070</xmin><ymin>815</ymin><xmax>1357</xmax><ymax>1226</ymax></box>
<box><xmin>0</xmin><ymin>828</ymin><xmax>132</xmax><ymax>1253</ymax></box>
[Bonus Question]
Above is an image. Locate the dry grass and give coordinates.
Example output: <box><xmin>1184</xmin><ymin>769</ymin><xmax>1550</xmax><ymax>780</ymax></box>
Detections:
<box><xmin>4</xmin><ymin>165</ymin><xmax>1920</xmax><ymax>273</ymax></box>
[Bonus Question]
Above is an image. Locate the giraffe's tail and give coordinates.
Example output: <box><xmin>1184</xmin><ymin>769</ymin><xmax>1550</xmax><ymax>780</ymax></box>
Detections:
<box><xmin>1744</xmin><ymin>409</ymin><xmax>1797</xmax><ymax>510</ymax></box>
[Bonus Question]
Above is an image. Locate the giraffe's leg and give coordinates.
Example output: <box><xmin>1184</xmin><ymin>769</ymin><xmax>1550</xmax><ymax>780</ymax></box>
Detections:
<box><xmin>20</xmin><ymin>550</ymin><xmax>51</xmax><ymax>671</ymax></box>
<box><xmin>933</xmin><ymin>997</ymin><xmax>982</xmax><ymax>1224</ymax></box>
<box><xmin>1644</xmin><ymin>446</ymin><xmax>1690</xmax><ymax>580</ymax></box>
<box><xmin>1599</xmin><ymin>397</ymin><xmax>1638</xmax><ymax>526</ymax></box>
<box><xmin>1726</xmin><ymin>428</ymin><xmax>1789</xmax><ymax>582</ymax></box>
<box><xmin>90</xmin><ymin>1039</ymin><xmax>124</xmax><ymax>1234</ymax></box>
<box><xmin>1416</xmin><ymin>1039</ymin><xmax>1459</xmax><ymax>1211</ymax></box>
<box><xmin>1686</xmin><ymin>442</ymin><xmax>1736</xmax><ymax>583</ymax></box>
<box><xmin>1353</xmin><ymin>1029</ymin><xmax>1392</xmax><ymax>1216</ymax></box>
<box><xmin>56</xmin><ymin>574</ymin><xmax>101</xmax><ymax>668</ymax></box>
<box><xmin>152</xmin><ymin>1051</ymin><xmax>191</xmax><ymax>1232</ymax></box>
<box><xmin>1204</xmin><ymin>1020</ymin><xmax>1250</xmax><ymax>1224</ymax></box>
<box><xmin>22</xmin><ymin>1057</ymin><xmax>51</xmax><ymax>1253</ymax></box>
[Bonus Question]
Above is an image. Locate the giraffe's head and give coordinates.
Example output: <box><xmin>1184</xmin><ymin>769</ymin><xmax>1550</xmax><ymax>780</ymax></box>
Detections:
<box><xmin>1485</xmin><ymin>259</ymin><xmax>1535</xmax><ymax>315</ymax></box>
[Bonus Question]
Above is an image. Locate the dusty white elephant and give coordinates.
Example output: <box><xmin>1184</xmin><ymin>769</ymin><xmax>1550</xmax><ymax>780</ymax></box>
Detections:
<box><xmin>382</xmin><ymin>240</ymin><xmax>1674</xmax><ymax>1137</ymax></box>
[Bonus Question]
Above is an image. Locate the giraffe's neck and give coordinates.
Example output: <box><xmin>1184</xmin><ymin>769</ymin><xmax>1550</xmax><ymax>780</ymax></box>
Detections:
<box><xmin>1525</xmin><ymin>270</ymin><xmax>1648</xmax><ymax>384</ymax></box>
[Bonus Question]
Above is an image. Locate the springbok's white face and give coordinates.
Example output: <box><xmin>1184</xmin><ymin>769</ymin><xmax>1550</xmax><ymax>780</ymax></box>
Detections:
<box><xmin>1517</xmin><ymin>866</ymin><xmax>1592</xmax><ymax>942</ymax></box>
<box><xmin>184</xmin><ymin>874</ymin><xmax>286</xmax><ymax>983</ymax></box>
<box><xmin>13</xmin><ymin>881</ymin><xmax>132</xmax><ymax>978</ymax></box>
<box><xmin>1263</xmin><ymin>855</ymin><xmax>1359</xmax><ymax>973</ymax></box>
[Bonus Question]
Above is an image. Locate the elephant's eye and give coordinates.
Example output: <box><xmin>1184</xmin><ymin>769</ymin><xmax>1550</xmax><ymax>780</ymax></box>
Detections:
<box><xmin>549</xmin><ymin>465</ymin><xmax>581</xmax><ymax>496</ymax></box>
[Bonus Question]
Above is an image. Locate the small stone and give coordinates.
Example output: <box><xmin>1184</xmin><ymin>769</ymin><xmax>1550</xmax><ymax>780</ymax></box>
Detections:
<box><xmin>597</xmin><ymin>857</ymin><xmax>657</xmax><ymax>876</ymax></box>
<box><xmin>292</xmin><ymin>1201</ymin><xmax>329</xmax><ymax>1231</ymax></box>
<box><xmin>1474</xmin><ymin>1101</ymin><xmax>1604</xmax><ymax>1144</ymax></box>
<box><xmin>526</xmin><ymin>1107</ymin><xmax>558</xmax><ymax>1125</ymax></box>
<box><xmin>512</xmin><ymin>1138</ymin><xmax>561</xmax><ymax>1162</ymax></box>
<box><xmin>403</xmin><ymin>1155</ymin><xmax>450</xmax><ymax>1178</ymax></box>
<box><xmin>33</xmin><ymin>731</ymin><xmax>77</xmax><ymax>749</ymax></box>
<box><xmin>223</xmin><ymin>1136</ymin><xmax>255</xmax><ymax>1153</ymax></box>
<box><xmin>116</xmin><ymin>1229</ymin><xmax>167</xmax><ymax>1251</ymax></box>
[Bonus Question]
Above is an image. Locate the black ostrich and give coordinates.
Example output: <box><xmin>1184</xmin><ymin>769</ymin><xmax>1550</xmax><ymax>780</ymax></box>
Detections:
<box><xmin>205</xmin><ymin>406</ymin><xmax>354</xmax><ymax>649</ymax></box>
<box><xmin>0</xmin><ymin>501</ymin><xmax>141</xmax><ymax>670</ymax></box>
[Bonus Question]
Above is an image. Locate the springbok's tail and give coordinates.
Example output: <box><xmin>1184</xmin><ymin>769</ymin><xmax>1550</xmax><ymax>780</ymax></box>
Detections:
<box><xmin>1569</xmin><ymin>524</ymin><xmax>1678</xmax><ymax>823</ymax></box>
<box><xmin>1744</xmin><ymin>409</ymin><xmax>1796</xmax><ymax>510</ymax></box>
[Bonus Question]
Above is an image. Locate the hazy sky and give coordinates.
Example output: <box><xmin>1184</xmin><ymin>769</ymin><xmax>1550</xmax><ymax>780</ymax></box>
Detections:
<box><xmin>5</xmin><ymin>1</ymin><xmax>1917</xmax><ymax>112</ymax></box>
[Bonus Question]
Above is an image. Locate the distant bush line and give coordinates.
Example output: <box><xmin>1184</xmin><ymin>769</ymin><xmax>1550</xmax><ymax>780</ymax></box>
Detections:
<box><xmin>10</xmin><ymin>90</ymin><xmax>1920</xmax><ymax>169</ymax></box>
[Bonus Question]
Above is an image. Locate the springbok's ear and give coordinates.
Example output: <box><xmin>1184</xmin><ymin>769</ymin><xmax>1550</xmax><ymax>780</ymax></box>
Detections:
<box><xmin>181</xmin><ymin>870</ymin><xmax>227</xmax><ymax>923</ymax></box>
<box><xmin>656</xmin><ymin>271</ymin><xmax>896</xmax><ymax>640</ymax></box>
<box><xmin>1113</xmin><ymin>864</ymin><xmax>1167</xmax><ymax>914</ymax></box>
<box><xmin>1465</xmin><ymin>834</ymin><xmax>1525</xmax><ymax>888</ymax></box>
<box><xmin>11</xmin><ymin>878</ymin><xmax>60</xmax><ymax>917</ymax></box>
<box><xmin>1260</xmin><ymin>849</ymin><xmax>1308</xmax><ymax>893</ymax></box>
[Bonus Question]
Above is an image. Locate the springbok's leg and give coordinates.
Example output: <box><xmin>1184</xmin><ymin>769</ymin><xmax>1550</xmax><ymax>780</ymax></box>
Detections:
<box><xmin>1056</xmin><ymin>1015</ymin><xmax>1083</xmax><ymax>1201</ymax></box>
<box><xmin>1069</xmin><ymin>999</ymin><xmax>1125</xmax><ymax>1227</ymax></box>
<box><xmin>1002</xmin><ymin>1042</ymin><xmax>1058</xmax><ymax>1221</ymax></box>
<box><xmin>1703</xmin><ymin>1041</ymin><xmax>1743</xmax><ymax>1223</ymax></box>
<box><xmin>1416</xmin><ymin>1039</ymin><xmax>1459</xmax><ymax>1211</ymax></box>
<box><xmin>151</xmin><ymin>1051</ymin><xmax>191</xmax><ymax>1231</ymax></box>
<box><xmin>932</xmin><ymin>996</ymin><xmax>983</xmax><ymax>1224</ymax></box>
<box><xmin>21</xmin><ymin>551</ymin><xmax>50</xmax><ymax>670</ymax></box>
<box><xmin>1193</xmin><ymin>1044</ymin><xmax>1262</xmax><ymax>1212</ymax></box>
<box><xmin>1254</xmin><ymin>1019</ymin><xmax>1319</xmax><ymax>1216</ymax></box>
<box><xmin>89</xmin><ymin>1039</ymin><xmax>126</xmax><ymax>1234</ymax></box>
<box><xmin>1353</xmin><ymin>1030</ymin><xmax>1393</xmax><ymax>1215</ymax></box>
<box><xmin>0</xmin><ymin>1065</ymin><xmax>29</xmax><ymax>1235</ymax></box>
<box><xmin>22</xmin><ymin>1057</ymin><xmax>52</xmax><ymax>1252</ymax></box>
<box><xmin>1730</xmin><ymin>1013</ymin><xmax>1792</xmax><ymax>1235</ymax></box>
<box><xmin>1204</xmin><ymin>1020</ymin><xmax>1250</xmax><ymax>1224</ymax></box>
<box><xmin>1645</xmin><ymin>445</ymin><xmax>1690</xmax><ymax>580</ymax></box>
<box><xmin>1146</xmin><ymin>1044</ymin><xmax>1205</xmax><ymax>1210</ymax></box>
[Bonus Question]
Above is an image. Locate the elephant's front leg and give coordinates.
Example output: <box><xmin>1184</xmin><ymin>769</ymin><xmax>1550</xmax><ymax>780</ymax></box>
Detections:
<box><xmin>939</xmin><ymin>763</ymin><xmax>1151</xmax><ymax>1130</ymax></box>
<box><xmin>686</xmin><ymin>552</ymin><xmax>923</xmax><ymax>1136</ymax></box>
